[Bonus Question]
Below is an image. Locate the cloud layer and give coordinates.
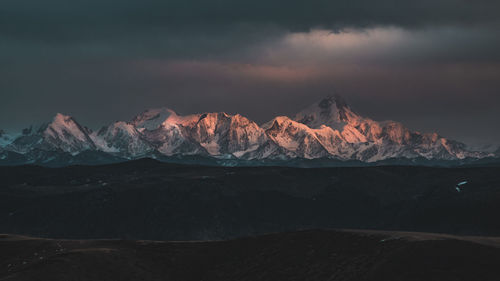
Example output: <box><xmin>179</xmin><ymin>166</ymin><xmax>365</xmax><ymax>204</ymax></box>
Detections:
<box><xmin>1</xmin><ymin>0</ymin><xmax>499</xmax><ymax>146</ymax></box>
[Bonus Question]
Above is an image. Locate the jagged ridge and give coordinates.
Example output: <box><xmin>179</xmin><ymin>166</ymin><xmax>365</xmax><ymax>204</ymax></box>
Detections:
<box><xmin>0</xmin><ymin>96</ymin><xmax>491</xmax><ymax>164</ymax></box>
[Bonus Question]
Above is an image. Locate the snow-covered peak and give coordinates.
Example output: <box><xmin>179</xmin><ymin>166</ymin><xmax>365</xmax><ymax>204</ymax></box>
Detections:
<box><xmin>196</xmin><ymin>112</ymin><xmax>251</xmax><ymax>126</ymax></box>
<box><xmin>0</xmin><ymin>130</ymin><xmax>15</xmax><ymax>147</ymax></box>
<box><xmin>132</xmin><ymin>107</ymin><xmax>203</xmax><ymax>130</ymax></box>
<box><xmin>188</xmin><ymin>112</ymin><xmax>267</xmax><ymax>156</ymax></box>
<box><xmin>263</xmin><ymin>116</ymin><xmax>312</xmax><ymax>131</ymax></box>
<box><xmin>263</xmin><ymin>116</ymin><xmax>334</xmax><ymax>158</ymax></box>
<box><xmin>92</xmin><ymin>121</ymin><xmax>152</xmax><ymax>156</ymax></box>
<box><xmin>97</xmin><ymin>121</ymin><xmax>139</xmax><ymax>137</ymax></box>
<box><xmin>21</xmin><ymin>113</ymin><xmax>97</xmax><ymax>154</ymax></box>
<box><xmin>163</xmin><ymin>112</ymin><xmax>201</xmax><ymax>128</ymax></box>
<box><xmin>45</xmin><ymin>113</ymin><xmax>92</xmax><ymax>143</ymax></box>
<box><xmin>132</xmin><ymin>107</ymin><xmax>178</xmax><ymax>130</ymax></box>
<box><xmin>294</xmin><ymin>95</ymin><xmax>361</xmax><ymax>130</ymax></box>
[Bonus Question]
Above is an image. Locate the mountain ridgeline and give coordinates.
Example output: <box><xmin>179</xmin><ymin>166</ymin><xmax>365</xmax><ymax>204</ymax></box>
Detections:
<box><xmin>0</xmin><ymin>96</ymin><xmax>493</xmax><ymax>166</ymax></box>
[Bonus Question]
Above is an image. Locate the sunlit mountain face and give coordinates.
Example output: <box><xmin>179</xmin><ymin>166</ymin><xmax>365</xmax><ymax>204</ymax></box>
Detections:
<box><xmin>0</xmin><ymin>96</ymin><xmax>494</xmax><ymax>166</ymax></box>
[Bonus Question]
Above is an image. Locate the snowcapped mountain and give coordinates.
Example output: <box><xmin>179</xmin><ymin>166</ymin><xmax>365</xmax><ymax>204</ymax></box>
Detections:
<box><xmin>187</xmin><ymin>112</ymin><xmax>268</xmax><ymax>157</ymax></box>
<box><xmin>262</xmin><ymin>116</ymin><xmax>335</xmax><ymax>159</ymax></box>
<box><xmin>43</xmin><ymin>113</ymin><xmax>96</xmax><ymax>153</ymax></box>
<box><xmin>131</xmin><ymin>108</ymin><xmax>207</xmax><ymax>156</ymax></box>
<box><xmin>291</xmin><ymin>95</ymin><xmax>486</xmax><ymax>161</ymax></box>
<box><xmin>8</xmin><ymin>113</ymin><xmax>95</xmax><ymax>154</ymax></box>
<box><xmin>0</xmin><ymin>96</ymin><xmax>493</xmax><ymax>166</ymax></box>
<box><xmin>294</xmin><ymin>95</ymin><xmax>361</xmax><ymax>130</ymax></box>
<box><xmin>91</xmin><ymin>121</ymin><xmax>154</xmax><ymax>157</ymax></box>
<box><xmin>131</xmin><ymin>109</ymin><xmax>268</xmax><ymax>157</ymax></box>
<box><xmin>0</xmin><ymin>130</ymin><xmax>15</xmax><ymax>148</ymax></box>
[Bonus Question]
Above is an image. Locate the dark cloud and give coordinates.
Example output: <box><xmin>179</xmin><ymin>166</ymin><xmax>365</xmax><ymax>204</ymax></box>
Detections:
<box><xmin>0</xmin><ymin>0</ymin><xmax>499</xmax><ymax>146</ymax></box>
<box><xmin>2</xmin><ymin>0</ymin><xmax>500</xmax><ymax>56</ymax></box>
<box><xmin>3</xmin><ymin>0</ymin><xmax>500</xmax><ymax>30</ymax></box>
<box><xmin>2</xmin><ymin>0</ymin><xmax>500</xmax><ymax>62</ymax></box>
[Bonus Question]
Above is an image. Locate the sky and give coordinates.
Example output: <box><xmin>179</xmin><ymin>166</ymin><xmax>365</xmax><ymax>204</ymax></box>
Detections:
<box><xmin>1</xmin><ymin>0</ymin><xmax>500</xmax><ymax>147</ymax></box>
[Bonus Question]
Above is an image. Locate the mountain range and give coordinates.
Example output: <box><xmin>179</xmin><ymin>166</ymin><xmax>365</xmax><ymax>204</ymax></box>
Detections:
<box><xmin>0</xmin><ymin>96</ymin><xmax>495</xmax><ymax>166</ymax></box>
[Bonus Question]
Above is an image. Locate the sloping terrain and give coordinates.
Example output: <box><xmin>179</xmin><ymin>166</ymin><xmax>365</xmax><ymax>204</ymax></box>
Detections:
<box><xmin>1</xmin><ymin>159</ymin><xmax>500</xmax><ymax>240</ymax></box>
<box><xmin>1</xmin><ymin>230</ymin><xmax>500</xmax><ymax>281</ymax></box>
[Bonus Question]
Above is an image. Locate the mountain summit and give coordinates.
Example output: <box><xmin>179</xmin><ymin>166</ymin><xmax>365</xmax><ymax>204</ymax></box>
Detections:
<box><xmin>8</xmin><ymin>113</ymin><xmax>95</xmax><ymax>154</ymax></box>
<box><xmin>0</xmin><ymin>96</ymin><xmax>491</xmax><ymax>165</ymax></box>
<box><xmin>294</xmin><ymin>95</ymin><xmax>360</xmax><ymax>130</ymax></box>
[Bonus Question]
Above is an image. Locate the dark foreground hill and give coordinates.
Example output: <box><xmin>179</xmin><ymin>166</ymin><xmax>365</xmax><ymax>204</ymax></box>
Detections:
<box><xmin>1</xmin><ymin>159</ymin><xmax>500</xmax><ymax>240</ymax></box>
<box><xmin>1</xmin><ymin>229</ymin><xmax>500</xmax><ymax>281</ymax></box>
